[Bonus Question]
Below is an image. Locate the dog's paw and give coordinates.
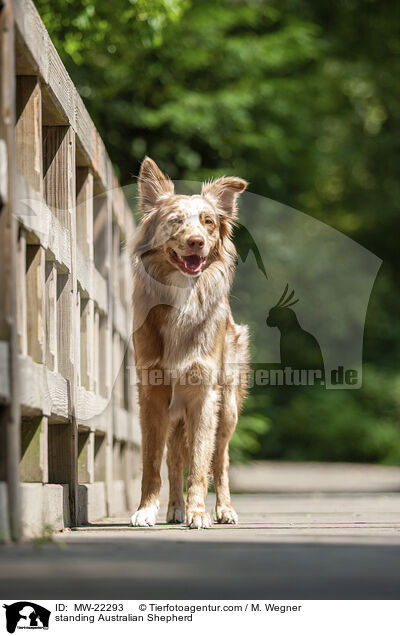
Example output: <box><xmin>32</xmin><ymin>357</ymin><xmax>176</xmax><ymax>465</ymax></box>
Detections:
<box><xmin>187</xmin><ymin>510</ymin><xmax>212</xmax><ymax>529</ymax></box>
<box><xmin>167</xmin><ymin>504</ymin><xmax>185</xmax><ymax>524</ymax></box>
<box><xmin>130</xmin><ymin>501</ymin><xmax>159</xmax><ymax>527</ymax></box>
<box><xmin>215</xmin><ymin>505</ymin><xmax>238</xmax><ymax>525</ymax></box>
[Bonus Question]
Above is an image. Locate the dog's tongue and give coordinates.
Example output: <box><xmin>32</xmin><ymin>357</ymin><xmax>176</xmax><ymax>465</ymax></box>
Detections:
<box><xmin>183</xmin><ymin>254</ymin><xmax>202</xmax><ymax>272</ymax></box>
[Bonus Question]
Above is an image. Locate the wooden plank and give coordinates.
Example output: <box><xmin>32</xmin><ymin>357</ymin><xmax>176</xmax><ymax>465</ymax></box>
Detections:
<box><xmin>120</xmin><ymin>235</ymin><xmax>130</xmax><ymax>310</ymax></box>
<box><xmin>75</xmin><ymin>291</ymin><xmax>81</xmax><ymax>387</ymax></box>
<box><xmin>13</xmin><ymin>0</ymin><xmax>47</xmax><ymax>79</ymax></box>
<box><xmin>113</xmin><ymin>405</ymin><xmax>129</xmax><ymax>441</ymax></box>
<box><xmin>93</xmin><ymin>192</ymin><xmax>108</xmax><ymax>277</ymax></box>
<box><xmin>13</xmin><ymin>0</ymin><xmax>133</xmax><ymax>204</ymax></box>
<box><xmin>13</xmin><ymin>0</ymin><xmax>74</xmax><ymax>126</ymax></box>
<box><xmin>76</xmin><ymin>169</ymin><xmax>95</xmax><ymax>407</ymax></box>
<box><xmin>76</xmin><ymin>251</ymin><xmax>107</xmax><ymax>314</ymax></box>
<box><xmin>112</xmin><ymin>331</ymin><xmax>123</xmax><ymax>409</ymax></box>
<box><xmin>75</xmin><ymin>385</ymin><xmax>108</xmax><ymax>427</ymax></box>
<box><xmin>99</xmin><ymin>315</ymin><xmax>109</xmax><ymax>398</ymax></box>
<box><xmin>112</xmin><ymin>221</ymin><xmax>120</xmax><ymax>301</ymax></box>
<box><xmin>48</xmin><ymin>422</ymin><xmax>75</xmax><ymax>485</ymax></box>
<box><xmin>43</xmin><ymin>126</ymin><xmax>74</xmax><ymax>228</ymax></box>
<box><xmin>16</xmin><ymin>227</ymin><xmax>27</xmax><ymax>355</ymax></box>
<box><xmin>45</xmin><ymin>260</ymin><xmax>57</xmax><ymax>372</ymax></box>
<box><xmin>16</xmin><ymin>171</ymin><xmax>71</xmax><ymax>271</ymax></box>
<box><xmin>56</xmin><ymin>273</ymin><xmax>73</xmax><ymax>380</ymax></box>
<box><xmin>93</xmin><ymin>266</ymin><xmax>108</xmax><ymax>313</ymax></box>
<box><xmin>126</xmin><ymin>346</ymin><xmax>139</xmax><ymax>437</ymax></box>
<box><xmin>76</xmin><ymin>167</ymin><xmax>93</xmax><ymax>261</ymax></box>
<box><xmin>15</xmin><ymin>75</ymin><xmax>42</xmax><ymax>194</ymax></box>
<box><xmin>75</xmin><ymin>94</ymin><xmax>95</xmax><ymax>169</ymax></box>
<box><xmin>112</xmin><ymin>180</ymin><xmax>126</xmax><ymax>232</ymax></box>
<box><xmin>25</xmin><ymin>244</ymin><xmax>45</xmax><ymax>364</ymax></box>
<box><xmin>113</xmin><ymin>404</ymin><xmax>141</xmax><ymax>446</ymax></box>
<box><xmin>93</xmin><ymin>132</ymin><xmax>112</xmax><ymax>192</ymax></box>
<box><xmin>93</xmin><ymin>309</ymin><xmax>100</xmax><ymax>395</ymax></box>
<box><xmin>112</xmin><ymin>439</ymin><xmax>122</xmax><ymax>481</ymax></box>
<box><xmin>14</xmin><ymin>0</ymin><xmax>113</xmax><ymax>191</ymax></box>
<box><xmin>9</xmin><ymin>0</ymin><xmax>140</xmax><ymax>531</ymax></box>
<box><xmin>0</xmin><ymin>341</ymin><xmax>10</xmax><ymax>403</ymax></box>
<box><xmin>91</xmin><ymin>409</ymin><xmax>109</xmax><ymax>435</ymax></box>
<box><xmin>19</xmin><ymin>355</ymin><xmax>69</xmax><ymax>419</ymax></box>
<box><xmin>123</xmin><ymin>443</ymin><xmax>136</xmax><ymax>510</ymax></box>
<box><xmin>80</xmin><ymin>297</ymin><xmax>94</xmax><ymax>391</ymax></box>
<box><xmin>113</xmin><ymin>296</ymin><xmax>129</xmax><ymax>341</ymax></box>
<box><xmin>43</xmin><ymin>125</ymin><xmax>79</xmax><ymax>525</ymax></box>
<box><xmin>18</xmin><ymin>355</ymin><xmax>110</xmax><ymax>425</ymax></box>
<box><xmin>46</xmin><ymin>35</ymin><xmax>75</xmax><ymax>129</ymax></box>
<box><xmin>20</xmin><ymin>415</ymin><xmax>48</xmax><ymax>483</ymax></box>
<box><xmin>104</xmin><ymin>192</ymin><xmax>113</xmax><ymax>516</ymax></box>
<box><xmin>43</xmin><ymin>126</ymin><xmax>74</xmax><ymax>380</ymax></box>
<box><xmin>94</xmin><ymin>432</ymin><xmax>106</xmax><ymax>482</ymax></box>
<box><xmin>78</xmin><ymin>429</ymin><xmax>94</xmax><ymax>484</ymax></box>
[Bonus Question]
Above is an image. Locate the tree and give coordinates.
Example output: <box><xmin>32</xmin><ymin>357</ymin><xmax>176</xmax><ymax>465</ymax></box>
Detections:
<box><xmin>35</xmin><ymin>0</ymin><xmax>400</xmax><ymax>463</ymax></box>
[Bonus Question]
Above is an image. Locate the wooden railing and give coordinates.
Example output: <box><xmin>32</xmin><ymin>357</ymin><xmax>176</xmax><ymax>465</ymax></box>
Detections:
<box><xmin>0</xmin><ymin>0</ymin><xmax>140</xmax><ymax>539</ymax></box>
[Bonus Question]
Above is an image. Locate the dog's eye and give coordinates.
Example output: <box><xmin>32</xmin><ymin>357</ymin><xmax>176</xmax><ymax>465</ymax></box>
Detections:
<box><xmin>168</xmin><ymin>217</ymin><xmax>181</xmax><ymax>225</ymax></box>
<box><xmin>204</xmin><ymin>217</ymin><xmax>213</xmax><ymax>225</ymax></box>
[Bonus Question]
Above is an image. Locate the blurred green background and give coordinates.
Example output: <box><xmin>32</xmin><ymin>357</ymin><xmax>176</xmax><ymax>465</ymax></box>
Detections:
<box><xmin>35</xmin><ymin>0</ymin><xmax>400</xmax><ymax>464</ymax></box>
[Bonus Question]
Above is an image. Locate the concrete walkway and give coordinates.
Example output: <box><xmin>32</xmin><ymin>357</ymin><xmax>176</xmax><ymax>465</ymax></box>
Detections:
<box><xmin>1</xmin><ymin>462</ymin><xmax>400</xmax><ymax>599</ymax></box>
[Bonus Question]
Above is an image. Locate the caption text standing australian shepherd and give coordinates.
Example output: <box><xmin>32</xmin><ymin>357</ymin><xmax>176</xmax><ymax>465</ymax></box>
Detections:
<box><xmin>130</xmin><ymin>157</ymin><xmax>249</xmax><ymax>529</ymax></box>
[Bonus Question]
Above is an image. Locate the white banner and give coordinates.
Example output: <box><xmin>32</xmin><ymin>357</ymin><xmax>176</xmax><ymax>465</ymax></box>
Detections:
<box><xmin>1</xmin><ymin>600</ymin><xmax>398</xmax><ymax>635</ymax></box>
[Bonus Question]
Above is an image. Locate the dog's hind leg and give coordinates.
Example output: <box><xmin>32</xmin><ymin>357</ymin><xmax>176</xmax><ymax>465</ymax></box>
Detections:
<box><xmin>185</xmin><ymin>381</ymin><xmax>220</xmax><ymax>529</ymax></box>
<box><xmin>166</xmin><ymin>419</ymin><xmax>186</xmax><ymax>523</ymax></box>
<box><xmin>130</xmin><ymin>384</ymin><xmax>170</xmax><ymax>527</ymax></box>
<box><xmin>213</xmin><ymin>386</ymin><xmax>238</xmax><ymax>524</ymax></box>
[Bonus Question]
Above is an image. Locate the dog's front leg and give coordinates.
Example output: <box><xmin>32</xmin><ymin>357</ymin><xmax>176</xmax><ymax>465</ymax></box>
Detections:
<box><xmin>185</xmin><ymin>383</ymin><xmax>219</xmax><ymax>529</ymax></box>
<box><xmin>131</xmin><ymin>384</ymin><xmax>170</xmax><ymax>527</ymax></box>
<box><xmin>213</xmin><ymin>385</ymin><xmax>238</xmax><ymax>524</ymax></box>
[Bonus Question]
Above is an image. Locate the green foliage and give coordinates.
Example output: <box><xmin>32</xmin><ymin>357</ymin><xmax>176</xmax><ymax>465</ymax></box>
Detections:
<box><xmin>229</xmin><ymin>414</ymin><xmax>271</xmax><ymax>464</ymax></box>
<box><xmin>35</xmin><ymin>0</ymin><xmax>400</xmax><ymax>464</ymax></box>
<box><xmin>252</xmin><ymin>369</ymin><xmax>400</xmax><ymax>465</ymax></box>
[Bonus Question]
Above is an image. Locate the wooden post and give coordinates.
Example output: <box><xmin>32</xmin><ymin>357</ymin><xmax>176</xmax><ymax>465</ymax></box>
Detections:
<box><xmin>113</xmin><ymin>439</ymin><xmax>121</xmax><ymax>481</ymax></box>
<box><xmin>104</xmin><ymin>193</ymin><xmax>113</xmax><ymax>516</ymax></box>
<box><xmin>112</xmin><ymin>222</ymin><xmax>120</xmax><ymax>301</ymax></box>
<box><xmin>20</xmin><ymin>416</ymin><xmax>48</xmax><ymax>483</ymax></box>
<box><xmin>15</xmin><ymin>76</ymin><xmax>42</xmax><ymax>194</ymax></box>
<box><xmin>25</xmin><ymin>244</ymin><xmax>45</xmax><ymax>364</ymax></box>
<box><xmin>16</xmin><ymin>228</ymin><xmax>27</xmax><ymax>356</ymax></box>
<box><xmin>0</xmin><ymin>0</ymin><xmax>22</xmax><ymax>540</ymax></box>
<box><xmin>78</xmin><ymin>429</ymin><xmax>94</xmax><ymax>484</ymax></box>
<box><xmin>94</xmin><ymin>432</ymin><xmax>106</xmax><ymax>482</ymax></box>
<box><xmin>80</xmin><ymin>297</ymin><xmax>92</xmax><ymax>390</ymax></box>
<box><xmin>93</xmin><ymin>193</ymin><xmax>108</xmax><ymax>277</ymax></box>
<box><xmin>93</xmin><ymin>308</ymin><xmax>100</xmax><ymax>395</ymax></box>
<box><xmin>43</xmin><ymin>126</ymin><xmax>79</xmax><ymax>525</ymax></box>
<box><xmin>113</xmin><ymin>331</ymin><xmax>123</xmax><ymax>409</ymax></box>
<box><xmin>76</xmin><ymin>167</ymin><xmax>93</xmax><ymax>260</ymax></box>
<box><xmin>76</xmin><ymin>168</ymin><xmax>94</xmax><ymax>391</ymax></box>
<box><xmin>45</xmin><ymin>260</ymin><xmax>57</xmax><ymax>372</ymax></box>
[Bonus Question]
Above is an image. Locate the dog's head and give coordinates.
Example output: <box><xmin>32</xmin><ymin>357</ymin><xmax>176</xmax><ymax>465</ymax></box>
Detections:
<box><xmin>135</xmin><ymin>157</ymin><xmax>247</xmax><ymax>278</ymax></box>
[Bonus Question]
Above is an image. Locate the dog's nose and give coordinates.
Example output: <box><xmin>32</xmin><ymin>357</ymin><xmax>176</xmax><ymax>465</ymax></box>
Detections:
<box><xmin>187</xmin><ymin>235</ymin><xmax>204</xmax><ymax>250</ymax></box>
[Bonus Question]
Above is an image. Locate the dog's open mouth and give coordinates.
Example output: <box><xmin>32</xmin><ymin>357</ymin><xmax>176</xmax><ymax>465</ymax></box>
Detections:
<box><xmin>168</xmin><ymin>248</ymin><xmax>206</xmax><ymax>275</ymax></box>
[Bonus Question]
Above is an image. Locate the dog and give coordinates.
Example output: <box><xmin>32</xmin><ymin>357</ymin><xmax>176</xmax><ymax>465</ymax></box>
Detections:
<box><xmin>130</xmin><ymin>157</ymin><xmax>249</xmax><ymax>529</ymax></box>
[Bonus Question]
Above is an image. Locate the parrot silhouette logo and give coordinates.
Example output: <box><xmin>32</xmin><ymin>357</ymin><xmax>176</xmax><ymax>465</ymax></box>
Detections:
<box><xmin>233</xmin><ymin>222</ymin><xmax>268</xmax><ymax>279</ymax></box>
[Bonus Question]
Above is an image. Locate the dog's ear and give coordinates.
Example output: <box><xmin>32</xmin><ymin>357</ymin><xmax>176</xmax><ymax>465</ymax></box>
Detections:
<box><xmin>138</xmin><ymin>156</ymin><xmax>174</xmax><ymax>213</ymax></box>
<box><xmin>202</xmin><ymin>176</ymin><xmax>248</xmax><ymax>218</ymax></box>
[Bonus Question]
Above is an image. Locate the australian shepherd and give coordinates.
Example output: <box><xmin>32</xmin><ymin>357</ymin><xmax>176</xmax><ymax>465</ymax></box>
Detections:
<box><xmin>130</xmin><ymin>157</ymin><xmax>249</xmax><ymax>529</ymax></box>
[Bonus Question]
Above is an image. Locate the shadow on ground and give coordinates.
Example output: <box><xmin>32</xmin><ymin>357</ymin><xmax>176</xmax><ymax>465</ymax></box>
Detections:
<box><xmin>1</xmin><ymin>536</ymin><xmax>400</xmax><ymax>599</ymax></box>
